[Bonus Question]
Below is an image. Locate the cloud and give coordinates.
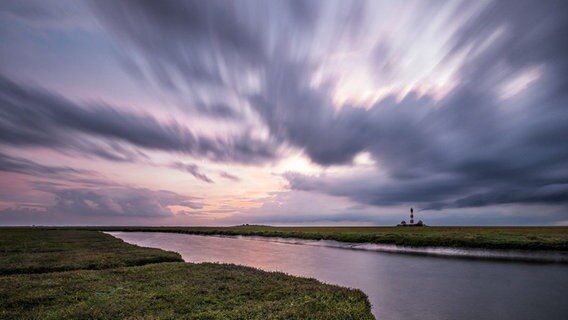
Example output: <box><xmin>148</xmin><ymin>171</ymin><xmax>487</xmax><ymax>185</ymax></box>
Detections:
<box><xmin>0</xmin><ymin>152</ymin><xmax>118</xmax><ymax>189</ymax></box>
<box><xmin>0</xmin><ymin>152</ymin><xmax>89</xmax><ymax>177</ymax></box>
<box><xmin>219</xmin><ymin>171</ymin><xmax>240</xmax><ymax>182</ymax></box>
<box><xmin>0</xmin><ymin>0</ymin><xmax>87</xmax><ymax>27</ymax></box>
<box><xmin>171</xmin><ymin>162</ymin><xmax>213</xmax><ymax>183</ymax></box>
<box><xmin>284</xmin><ymin>170</ymin><xmax>568</xmax><ymax>212</ymax></box>
<box><xmin>51</xmin><ymin>187</ymin><xmax>201</xmax><ymax>217</ymax></box>
<box><xmin>225</xmin><ymin>189</ymin><xmax>568</xmax><ymax>226</ymax></box>
<box><xmin>224</xmin><ymin>190</ymin><xmax>385</xmax><ymax>225</ymax></box>
<box><xmin>427</xmin><ymin>184</ymin><xmax>568</xmax><ymax>210</ymax></box>
<box><xmin>90</xmin><ymin>0</ymin><xmax>266</xmax><ymax>90</ymax></box>
<box><xmin>2</xmin><ymin>0</ymin><xmax>568</xmax><ymax>225</ymax></box>
<box><xmin>0</xmin><ymin>153</ymin><xmax>203</xmax><ymax>219</ymax></box>
<box><xmin>0</xmin><ymin>74</ymin><xmax>278</xmax><ymax>164</ymax></box>
<box><xmin>1</xmin><ymin>182</ymin><xmax>202</xmax><ymax>219</ymax></box>
<box><xmin>262</xmin><ymin>1</ymin><xmax>568</xmax><ymax>213</ymax></box>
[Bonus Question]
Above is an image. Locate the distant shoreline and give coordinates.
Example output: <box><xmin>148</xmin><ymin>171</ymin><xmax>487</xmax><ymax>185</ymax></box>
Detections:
<box><xmin>38</xmin><ymin>225</ymin><xmax>568</xmax><ymax>252</ymax></box>
<box><xmin>130</xmin><ymin>232</ymin><xmax>565</xmax><ymax>264</ymax></box>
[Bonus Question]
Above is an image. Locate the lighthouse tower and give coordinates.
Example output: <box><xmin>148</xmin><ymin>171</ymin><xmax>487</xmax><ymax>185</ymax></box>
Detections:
<box><xmin>410</xmin><ymin>208</ymin><xmax>414</xmax><ymax>225</ymax></box>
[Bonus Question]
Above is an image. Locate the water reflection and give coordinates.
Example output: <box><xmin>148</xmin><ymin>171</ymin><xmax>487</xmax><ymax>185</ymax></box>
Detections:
<box><xmin>110</xmin><ymin>232</ymin><xmax>568</xmax><ymax>320</ymax></box>
<box><xmin>229</xmin><ymin>235</ymin><xmax>568</xmax><ymax>264</ymax></box>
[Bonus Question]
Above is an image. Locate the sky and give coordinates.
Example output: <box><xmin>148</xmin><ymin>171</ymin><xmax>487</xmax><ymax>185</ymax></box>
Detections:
<box><xmin>1</xmin><ymin>0</ymin><xmax>567</xmax><ymax>226</ymax></box>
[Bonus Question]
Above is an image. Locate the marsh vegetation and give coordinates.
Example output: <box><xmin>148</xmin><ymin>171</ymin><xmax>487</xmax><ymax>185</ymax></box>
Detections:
<box><xmin>0</xmin><ymin>229</ymin><xmax>373</xmax><ymax>320</ymax></box>
<box><xmin>96</xmin><ymin>226</ymin><xmax>568</xmax><ymax>251</ymax></box>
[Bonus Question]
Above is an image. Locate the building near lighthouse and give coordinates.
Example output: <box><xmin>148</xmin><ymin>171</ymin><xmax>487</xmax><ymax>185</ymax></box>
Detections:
<box><xmin>397</xmin><ymin>208</ymin><xmax>425</xmax><ymax>227</ymax></box>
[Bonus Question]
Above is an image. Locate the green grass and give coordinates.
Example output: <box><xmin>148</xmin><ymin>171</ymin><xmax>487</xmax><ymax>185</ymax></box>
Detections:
<box><xmin>96</xmin><ymin>226</ymin><xmax>568</xmax><ymax>251</ymax></box>
<box><xmin>0</xmin><ymin>229</ymin><xmax>183</xmax><ymax>275</ymax></box>
<box><xmin>0</xmin><ymin>263</ymin><xmax>373</xmax><ymax>320</ymax></box>
<box><xmin>0</xmin><ymin>229</ymin><xmax>374</xmax><ymax>320</ymax></box>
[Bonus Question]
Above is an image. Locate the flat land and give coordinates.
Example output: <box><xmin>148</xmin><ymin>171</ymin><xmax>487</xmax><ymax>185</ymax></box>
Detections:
<box><xmin>0</xmin><ymin>229</ymin><xmax>182</xmax><ymax>275</ymax></box>
<box><xmin>0</xmin><ymin>229</ymin><xmax>374</xmax><ymax>320</ymax></box>
<box><xmin>97</xmin><ymin>226</ymin><xmax>568</xmax><ymax>251</ymax></box>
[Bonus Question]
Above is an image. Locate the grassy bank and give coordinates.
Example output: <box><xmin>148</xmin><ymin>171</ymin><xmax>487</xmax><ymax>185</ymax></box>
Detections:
<box><xmin>0</xmin><ymin>229</ymin><xmax>374</xmax><ymax>320</ymax></box>
<box><xmin>96</xmin><ymin>226</ymin><xmax>568</xmax><ymax>251</ymax></box>
<box><xmin>0</xmin><ymin>263</ymin><xmax>372</xmax><ymax>320</ymax></box>
<box><xmin>0</xmin><ymin>229</ymin><xmax>182</xmax><ymax>275</ymax></box>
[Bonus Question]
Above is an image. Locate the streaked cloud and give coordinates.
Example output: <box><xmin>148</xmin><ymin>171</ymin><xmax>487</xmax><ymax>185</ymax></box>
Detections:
<box><xmin>1</xmin><ymin>0</ymin><xmax>567</xmax><ymax>225</ymax></box>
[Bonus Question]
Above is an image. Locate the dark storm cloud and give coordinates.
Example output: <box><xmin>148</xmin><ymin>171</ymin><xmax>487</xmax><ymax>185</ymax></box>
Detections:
<box><xmin>284</xmin><ymin>171</ymin><xmax>473</xmax><ymax>207</ymax></box>
<box><xmin>271</xmin><ymin>1</ymin><xmax>568</xmax><ymax>211</ymax></box>
<box><xmin>88</xmin><ymin>0</ymin><xmax>568</xmax><ymax>212</ymax></box>
<box><xmin>3</xmin><ymin>0</ymin><xmax>568</xmax><ymax>222</ymax></box>
<box><xmin>448</xmin><ymin>0</ymin><xmax>568</xmax><ymax>91</ymax></box>
<box><xmin>89</xmin><ymin>0</ymin><xmax>376</xmax><ymax>164</ymax></box>
<box><xmin>424</xmin><ymin>185</ymin><xmax>568</xmax><ymax>210</ymax></box>
<box><xmin>0</xmin><ymin>1</ymin><xmax>57</xmax><ymax>21</ymax></box>
<box><xmin>0</xmin><ymin>74</ymin><xmax>277</xmax><ymax>164</ymax></box>
<box><xmin>0</xmin><ymin>0</ymin><xmax>86</xmax><ymax>26</ymax></box>
<box><xmin>194</xmin><ymin>102</ymin><xmax>242</xmax><ymax>120</ymax></box>
<box><xmin>251</xmin><ymin>63</ymin><xmax>447</xmax><ymax>169</ymax></box>
<box><xmin>90</xmin><ymin>0</ymin><xmax>266</xmax><ymax>89</ymax></box>
<box><xmin>286</xmin><ymin>0</ymin><xmax>319</xmax><ymax>28</ymax></box>
<box><xmin>249</xmin><ymin>59</ymin><xmax>380</xmax><ymax>166</ymax></box>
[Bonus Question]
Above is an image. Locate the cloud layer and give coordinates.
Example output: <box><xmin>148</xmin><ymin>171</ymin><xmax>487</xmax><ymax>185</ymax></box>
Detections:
<box><xmin>1</xmin><ymin>0</ymin><xmax>567</xmax><ymax>224</ymax></box>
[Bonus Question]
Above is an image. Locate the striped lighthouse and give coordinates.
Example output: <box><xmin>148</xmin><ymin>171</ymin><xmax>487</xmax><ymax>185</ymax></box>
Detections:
<box><xmin>410</xmin><ymin>208</ymin><xmax>414</xmax><ymax>224</ymax></box>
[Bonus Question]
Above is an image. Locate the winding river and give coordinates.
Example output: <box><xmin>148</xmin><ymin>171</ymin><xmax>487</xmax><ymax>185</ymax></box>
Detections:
<box><xmin>109</xmin><ymin>232</ymin><xmax>568</xmax><ymax>320</ymax></box>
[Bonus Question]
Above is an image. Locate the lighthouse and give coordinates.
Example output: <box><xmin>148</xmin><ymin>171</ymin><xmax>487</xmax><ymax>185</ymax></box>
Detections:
<box><xmin>397</xmin><ymin>207</ymin><xmax>425</xmax><ymax>226</ymax></box>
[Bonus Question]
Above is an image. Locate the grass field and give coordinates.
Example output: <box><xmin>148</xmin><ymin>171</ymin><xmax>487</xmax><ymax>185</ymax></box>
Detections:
<box><xmin>0</xmin><ymin>229</ymin><xmax>182</xmax><ymax>275</ymax></box>
<box><xmin>96</xmin><ymin>226</ymin><xmax>568</xmax><ymax>251</ymax></box>
<box><xmin>0</xmin><ymin>263</ymin><xmax>372</xmax><ymax>320</ymax></box>
<box><xmin>0</xmin><ymin>229</ymin><xmax>374</xmax><ymax>320</ymax></box>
